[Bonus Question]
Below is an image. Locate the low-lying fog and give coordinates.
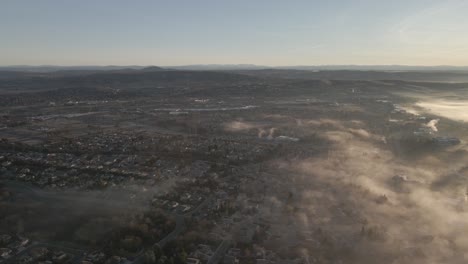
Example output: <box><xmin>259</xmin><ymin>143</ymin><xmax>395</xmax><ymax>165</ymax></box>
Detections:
<box><xmin>416</xmin><ymin>100</ymin><xmax>468</xmax><ymax>122</ymax></box>
<box><xmin>226</xmin><ymin>96</ymin><xmax>468</xmax><ymax>263</ymax></box>
<box><xmin>258</xmin><ymin>120</ymin><xmax>468</xmax><ymax>263</ymax></box>
<box><xmin>395</xmin><ymin>85</ymin><xmax>468</xmax><ymax>123</ymax></box>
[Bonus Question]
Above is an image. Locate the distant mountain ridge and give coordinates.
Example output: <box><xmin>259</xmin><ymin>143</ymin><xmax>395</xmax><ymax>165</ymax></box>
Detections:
<box><xmin>3</xmin><ymin>64</ymin><xmax>468</xmax><ymax>72</ymax></box>
<box><xmin>277</xmin><ymin>65</ymin><xmax>468</xmax><ymax>71</ymax></box>
<box><xmin>0</xmin><ymin>65</ymin><xmax>149</xmax><ymax>72</ymax></box>
<box><xmin>1</xmin><ymin>66</ymin><xmax>468</xmax><ymax>82</ymax></box>
<box><xmin>167</xmin><ymin>64</ymin><xmax>468</xmax><ymax>71</ymax></box>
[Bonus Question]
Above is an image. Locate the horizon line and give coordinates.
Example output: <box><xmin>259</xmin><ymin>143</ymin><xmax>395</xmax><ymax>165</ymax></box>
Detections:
<box><xmin>2</xmin><ymin>64</ymin><xmax>468</xmax><ymax>68</ymax></box>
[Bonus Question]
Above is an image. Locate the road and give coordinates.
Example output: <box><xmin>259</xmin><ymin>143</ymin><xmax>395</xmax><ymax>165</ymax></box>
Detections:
<box><xmin>207</xmin><ymin>239</ymin><xmax>231</xmax><ymax>264</ymax></box>
<box><xmin>156</xmin><ymin>214</ymin><xmax>186</xmax><ymax>248</ymax></box>
<box><xmin>131</xmin><ymin>196</ymin><xmax>214</xmax><ymax>264</ymax></box>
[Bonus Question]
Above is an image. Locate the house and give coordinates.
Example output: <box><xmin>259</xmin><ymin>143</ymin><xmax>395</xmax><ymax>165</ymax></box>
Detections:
<box><xmin>433</xmin><ymin>137</ymin><xmax>460</xmax><ymax>147</ymax></box>
<box><xmin>186</xmin><ymin>258</ymin><xmax>201</xmax><ymax>264</ymax></box>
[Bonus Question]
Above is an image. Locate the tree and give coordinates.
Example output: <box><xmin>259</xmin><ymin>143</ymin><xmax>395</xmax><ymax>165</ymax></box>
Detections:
<box><xmin>143</xmin><ymin>249</ymin><xmax>156</xmax><ymax>264</ymax></box>
<box><xmin>153</xmin><ymin>244</ymin><xmax>163</xmax><ymax>260</ymax></box>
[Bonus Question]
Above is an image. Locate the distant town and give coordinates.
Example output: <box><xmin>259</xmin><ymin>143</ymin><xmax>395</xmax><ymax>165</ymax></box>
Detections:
<box><xmin>1</xmin><ymin>67</ymin><xmax>467</xmax><ymax>264</ymax></box>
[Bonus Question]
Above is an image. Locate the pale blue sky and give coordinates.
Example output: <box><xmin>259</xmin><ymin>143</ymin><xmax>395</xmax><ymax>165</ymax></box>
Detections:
<box><xmin>1</xmin><ymin>0</ymin><xmax>467</xmax><ymax>66</ymax></box>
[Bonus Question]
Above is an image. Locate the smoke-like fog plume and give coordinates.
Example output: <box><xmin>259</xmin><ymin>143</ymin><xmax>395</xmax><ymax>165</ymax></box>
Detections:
<box><xmin>250</xmin><ymin>119</ymin><xmax>468</xmax><ymax>264</ymax></box>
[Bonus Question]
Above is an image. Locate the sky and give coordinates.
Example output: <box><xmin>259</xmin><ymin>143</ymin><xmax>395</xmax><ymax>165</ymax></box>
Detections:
<box><xmin>1</xmin><ymin>0</ymin><xmax>468</xmax><ymax>66</ymax></box>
